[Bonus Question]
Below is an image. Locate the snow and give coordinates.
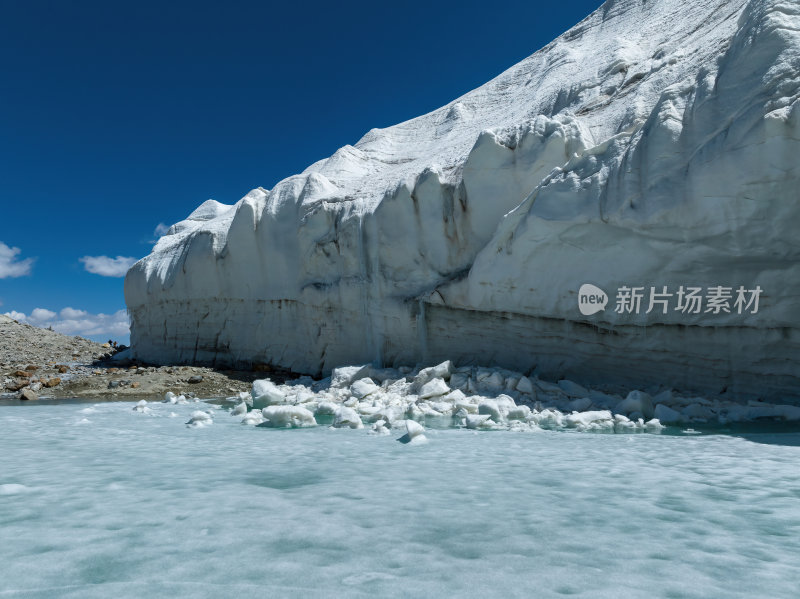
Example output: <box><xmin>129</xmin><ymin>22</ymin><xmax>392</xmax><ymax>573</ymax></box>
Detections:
<box><xmin>2</xmin><ymin>399</ymin><xmax>800</xmax><ymax>597</ymax></box>
<box><xmin>126</xmin><ymin>0</ymin><xmax>800</xmax><ymax>402</ymax></box>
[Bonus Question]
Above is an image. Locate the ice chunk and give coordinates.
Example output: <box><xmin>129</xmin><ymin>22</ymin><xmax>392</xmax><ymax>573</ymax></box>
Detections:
<box><xmin>682</xmin><ymin>404</ymin><xmax>714</xmax><ymax>421</ymax></box>
<box><xmin>616</xmin><ymin>391</ymin><xmax>654</xmax><ymax>420</ymax></box>
<box><xmin>370</xmin><ymin>420</ymin><xmax>391</xmax><ymax>435</ymax></box>
<box><xmin>507</xmin><ymin>405</ymin><xmax>532</xmax><ymax>421</ymax></box>
<box><xmin>251</xmin><ymin>380</ymin><xmax>285</xmax><ymax>407</ymax></box>
<box><xmin>231</xmin><ymin>402</ymin><xmax>248</xmax><ymax>416</ymax></box>
<box><xmin>397</xmin><ymin>419</ymin><xmax>428</xmax><ymax>444</ymax></box>
<box><xmin>478</xmin><ymin>399</ymin><xmax>503</xmax><ymax>422</ymax></box>
<box><xmin>331</xmin><ymin>365</ymin><xmax>372</xmax><ymax>388</ymax></box>
<box><xmin>186</xmin><ymin>411</ymin><xmax>213</xmax><ymax>428</ymax></box>
<box><xmin>419</xmin><ymin>377</ymin><xmax>450</xmax><ymax>399</ymax></box>
<box><xmin>242</xmin><ymin>410</ymin><xmax>265</xmax><ymax>425</ymax></box>
<box><xmin>132</xmin><ymin>400</ymin><xmax>150</xmax><ymax>413</ymax></box>
<box><xmin>465</xmin><ymin>414</ymin><xmax>496</xmax><ymax>429</ymax></box>
<box><xmin>415</xmin><ymin>361</ymin><xmax>454</xmax><ymax>386</ymax></box>
<box><xmin>532</xmin><ymin>408</ymin><xmax>564</xmax><ymax>429</ymax></box>
<box><xmin>350</xmin><ymin>378</ymin><xmax>379</xmax><ymax>399</ymax></box>
<box><xmin>314</xmin><ymin>401</ymin><xmax>338</xmax><ymax>416</ymax></box>
<box><xmin>261</xmin><ymin>405</ymin><xmax>317</xmax><ymax>428</ymax></box>
<box><xmin>0</xmin><ymin>484</ymin><xmax>30</xmax><ymax>495</ymax></box>
<box><xmin>565</xmin><ymin>410</ymin><xmax>613</xmax><ymax>429</ymax></box>
<box><xmin>516</xmin><ymin>376</ymin><xmax>535</xmax><ymax>395</ymax></box>
<box><xmin>449</xmin><ymin>372</ymin><xmax>469</xmax><ymax>391</ymax></box>
<box><xmin>332</xmin><ymin>407</ymin><xmax>363</xmax><ymax>429</ymax></box>
<box><xmin>568</xmin><ymin>397</ymin><xmax>592</xmax><ymax>412</ymax></box>
<box><xmin>558</xmin><ymin>380</ymin><xmax>590</xmax><ymax>398</ymax></box>
<box><xmin>653</xmin><ymin>404</ymin><xmax>681</xmax><ymax>423</ymax></box>
<box><xmin>444</xmin><ymin>389</ymin><xmax>466</xmax><ymax>403</ymax></box>
<box><xmin>481</xmin><ymin>372</ymin><xmax>505</xmax><ymax>393</ymax></box>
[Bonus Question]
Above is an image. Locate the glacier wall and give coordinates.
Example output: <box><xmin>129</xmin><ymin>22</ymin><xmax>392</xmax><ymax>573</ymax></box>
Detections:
<box><xmin>125</xmin><ymin>0</ymin><xmax>800</xmax><ymax>401</ymax></box>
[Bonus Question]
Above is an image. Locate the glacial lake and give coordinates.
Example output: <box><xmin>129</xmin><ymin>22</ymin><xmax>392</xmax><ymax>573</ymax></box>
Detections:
<box><xmin>2</xmin><ymin>400</ymin><xmax>799</xmax><ymax>598</ymax></box>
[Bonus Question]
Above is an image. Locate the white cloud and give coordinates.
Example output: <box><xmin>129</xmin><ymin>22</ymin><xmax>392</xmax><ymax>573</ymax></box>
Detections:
<box><xmin>0</xmin><ymin>242</ymin><xmax>34</xmax><ymax>278</ymax></box>
<box><xmin>60</xmin><ymin>307</ymin><xmax>87</xmax><ymax>319</ymax></box>
<box><xmin>3</xmin><ymin>307</ymin><xmax>130</xmax><ymax>339</ymax></box>
<box><xmin>154</xmin><ymin>223</ymin><xmax>170</xmax><ymax>237</ymax></box>
<box><xmin>30</xmin><ymin>308</ymin><xmax>57</xmax><ymax>321</ymax></box>
<box><xmin>80</xmin><ymin>255</ymin><xmax>137</xmax><ymax>277</ymax></box>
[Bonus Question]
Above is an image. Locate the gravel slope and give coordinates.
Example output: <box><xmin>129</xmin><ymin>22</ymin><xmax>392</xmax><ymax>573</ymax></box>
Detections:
<box><xmin>0</xmin><ymin>314</ymin><xmax>287</xmax><ymax>401</ymax></box>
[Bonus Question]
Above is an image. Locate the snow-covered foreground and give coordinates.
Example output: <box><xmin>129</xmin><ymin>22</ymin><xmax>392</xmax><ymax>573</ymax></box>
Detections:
<box><xmin>2</xmin><ymin>390</ymin><xmax>800</xmax><ymax>598</ymax></box>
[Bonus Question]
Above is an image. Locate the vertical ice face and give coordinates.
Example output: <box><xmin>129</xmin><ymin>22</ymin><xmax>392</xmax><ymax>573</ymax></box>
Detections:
<box><xmin>125</xmin><ymin>0</ymin><xmax>800</xmax><ymax>401</ymax></box>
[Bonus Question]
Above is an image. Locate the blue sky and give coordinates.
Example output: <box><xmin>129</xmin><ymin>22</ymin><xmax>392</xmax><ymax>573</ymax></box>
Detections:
<box><xmin>0</xmin><ymin>0</ymin><xmax>603</xmax><ymax>343</ymax></box>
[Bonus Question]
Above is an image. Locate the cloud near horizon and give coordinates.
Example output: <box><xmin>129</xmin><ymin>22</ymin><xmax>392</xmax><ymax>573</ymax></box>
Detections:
<box><xmin>80</xmin><ymin>255</ymin><xmax>138</xmax><ymax>277</ymax></box>
<box><xmin>0</xmin><ymin>242</ymin><xmax>34</xmax><ymax>278</ymax></box>
<box><xmin>4</xmin><ymin>307</ymin><xmax>130</xmax><ymax>339</ymax></box>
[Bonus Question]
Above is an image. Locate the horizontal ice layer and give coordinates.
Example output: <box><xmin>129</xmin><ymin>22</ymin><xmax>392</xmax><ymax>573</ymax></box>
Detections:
<box><xmin>126</xmin><ymin>0</ymin><xmax>800</xmax><ymax>401</ymax></box>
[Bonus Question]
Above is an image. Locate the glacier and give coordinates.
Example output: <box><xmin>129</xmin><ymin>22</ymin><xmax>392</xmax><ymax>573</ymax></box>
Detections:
<box><xmin>125</xmin><ymin>0</ymin><xmax>800</xmax><ymax>401</ymax></box>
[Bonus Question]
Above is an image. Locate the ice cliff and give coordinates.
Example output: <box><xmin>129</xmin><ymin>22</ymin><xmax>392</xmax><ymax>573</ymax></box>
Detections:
<box><xmin>125</xmin><ymin>0</ymin><xmax>800</xmax><ymax>401</ymax></box>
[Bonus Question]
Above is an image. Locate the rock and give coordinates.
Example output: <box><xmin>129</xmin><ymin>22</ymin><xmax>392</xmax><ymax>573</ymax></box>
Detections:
<box><xmin>5</xmin><ymin>379</ymin><xmax>28</xmax><ymax>392</ymax></box>
<box><xmin>108</xmin><ymin>380</ymin><xmax>120</xmax><ymax>389</ymax></box>
<box><xmin>12</xmin><ymin>370</ymin><xmax>31</xmax><ymax>378</ymax></box>
<box><xmin>19</xmin><ymin>389</ymin><xmax>38</xmax><ymax>401</ymax></box>
<box><xmin>130</xmin><ymin>381</ymin><xmax>140</xmax><ymax>389</ymax></box>
<box><xmin>24</xmin><ymin>365</ymin><xmax>38</xmax><ymax>371</ymax></box>
<box><xmin>43</xmin><ymin>377</ymin><xmax>61</xmax><ymax>388</ymax></box>
<box><xmin>187</xmin><ymin>375</ymin><xmax>204</xmax><ymax>384</ymax></box>
<box><xmin>57</xmin><ymin>365</ymin><xmax>69</xmax><ymax>374</ymax></box>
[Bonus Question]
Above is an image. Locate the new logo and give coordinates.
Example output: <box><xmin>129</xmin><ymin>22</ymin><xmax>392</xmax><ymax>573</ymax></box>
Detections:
<box><xmin>578</xmin><ymin>283</ymin><xmax>608</xmax><ymax>315</ymax></box>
